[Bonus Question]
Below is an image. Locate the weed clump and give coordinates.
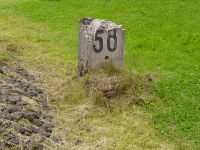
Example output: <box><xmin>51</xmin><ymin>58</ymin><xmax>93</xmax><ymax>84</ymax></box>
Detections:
<box><xmin>85</xmin><ymin>76</ymin><xmax>133</xmax><ymax>99</ymax></box>
<box><xmin>0</xmin><ymin>41</ymin><xmax>22</xmax><ymax>63</ymax></box>
<box><xmin>83</xmin><ymin>64</ymin><xmax>152</xmax><ymax>106</ymax></box>
<box><xmin>0</xmin><ymin>60</ymin><xmax>7</xmax><ymax>66</ymax></box>
<box><xmin>6</xmin><ymin>44</ymin><xmax>19</xmax><ymax>53</ymax></box>
<box><xmin>84</xmin><ymin>64</ymin><xmax>132</xmax><ymax>98</ymax></box>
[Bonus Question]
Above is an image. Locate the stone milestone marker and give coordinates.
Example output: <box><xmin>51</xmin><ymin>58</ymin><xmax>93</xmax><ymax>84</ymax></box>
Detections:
<box><xmin>78</xmin><ymin>17</ymin><xmax>125</xmax><ymax>76</ymax></box>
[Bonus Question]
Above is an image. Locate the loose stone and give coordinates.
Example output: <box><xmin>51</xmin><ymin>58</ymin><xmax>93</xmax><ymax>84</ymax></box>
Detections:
<box><xmin>0</xmin><ymin>66</ymin><xmax>54</xmax><ymax>149</ymax></box>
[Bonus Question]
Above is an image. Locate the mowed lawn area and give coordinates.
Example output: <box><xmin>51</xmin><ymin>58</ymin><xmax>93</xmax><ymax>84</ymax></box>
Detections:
<box><xmin>0</xmin><ymin>0</ymin><xmax>200</xmax><ymax>149</ymax></box>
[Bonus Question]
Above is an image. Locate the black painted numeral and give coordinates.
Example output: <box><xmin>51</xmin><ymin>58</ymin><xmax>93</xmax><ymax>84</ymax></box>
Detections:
<box><xmin>93</xmin><ymin>30</ymin><xmax>104</xmax><ymax>53</ymax></box>
<box><xmin>107</xmin><ymin>29</ymin><xmax>117</xmax><ymax>52</ymax></box>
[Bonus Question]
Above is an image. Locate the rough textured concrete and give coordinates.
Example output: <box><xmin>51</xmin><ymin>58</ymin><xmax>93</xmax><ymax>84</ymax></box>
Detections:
<box><xmin>78</xmin><ymin>17</ymin><xmax>125</xmax><ymax>76</ymax></box>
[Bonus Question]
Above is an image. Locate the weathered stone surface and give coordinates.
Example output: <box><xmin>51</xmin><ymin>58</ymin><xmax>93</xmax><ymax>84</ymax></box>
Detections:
<box><xmin>26</xmin><ymin>136</ymin><xmax>44</xmax><ymax>150</ymax></box>
<box><xmin>0</xmin><ymin>66</ymin><xmax>54</xmax><ymax>149</ymax></box>
<box><xmin>2</xmin><ymin>107</ymin><xmax>19</xmax><ymax>114</ymax></box>
<box><xmin>40</xmin><ymin>123</ymin><xmax>54</xmax><ymax>133</ymax></box>
<box><xmin>3</xmin><ymin>133</ymin><xmax>19</xmax><ymax>146</ymax></box>
<box><xmin>18</xmin><ymin>127</ymin><xmax>32</xmax><ymax>136</ymax></box>
<box><xmin>6</xmin><ymin>95</ymin><xmax>21</xmax><ymax>105</ymax></box>
<box><xmin>27</xmin><ymin>126</ymin><xmax>38</xmax><ymax>133</ymax></box>
<box><xmin>0</xmin><ymin>66</ymin><xmax>8</xmax><ymax>74</ymax></box>
<box><xmin>29</xmin><ymin>118</ymin><xmax>44</xmax><ymax>127</ymax></box>
<box><xmin>13</xmin><ymin>67</ymin><xmax>35</xmax><ymax>81</ymax></box>
<box><xmin>38</xmin><ymin>129</ymin><xmax>51</xmax><ymax>138</ymax></box>
<box><xmin>78</xmin><ymin>17</ymin><xmax>125</xmax><ymax>76</ymax></box>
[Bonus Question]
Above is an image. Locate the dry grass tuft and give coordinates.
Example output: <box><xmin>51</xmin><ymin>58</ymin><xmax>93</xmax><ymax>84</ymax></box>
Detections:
<box><xmin>0</xmin><ymin>40</ymin><xmax>27</xmax><ymax>63</ymax></box>
<box><xmin>0</xmin><ymin>40</ymin><xmax>22</xmax><ymax>53</ymax></box>
<box><xmin>84</xmin><ymin>64</ymin><xmax>133</xmax><ymax>99</ymax></box>
<box><xmin>85</xmin><ymin>76</ymin><xmax>126</xmax><ymax>99</ymax></box>
<box><xmin>83</xmin><ymin>64</ymin><xmax>152</xmax><ymax>107</ymax></box>
<box><xmin>0</xmin><ymin>60</ymin><xmax>7</xmax><ymax>66</ymax></box>
<box><xmin>6</xmin><ymin>43</ymin><xmax>19</xmax><ymax>52</ymax></box>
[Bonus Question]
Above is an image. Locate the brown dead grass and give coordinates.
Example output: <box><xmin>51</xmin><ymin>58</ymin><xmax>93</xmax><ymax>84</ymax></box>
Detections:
<box><xmin>0</xmin><ymin>40</ymin><xmax>21</xmax><ymax>52</ymax></box>
<box><xmin>0</xmin><ymin>60</ymin><xmax>6</xmax><ymax>66</ymax></box>
<box><xmin>82</xmin><ymin>64</ymin><xmax>153</xmax><ymax>107</ymax></box>
<box><xmin>84</xmin><ymin>64</ymin><xmax>134</xmax><ymax>99</ymax></box>
<box><xmin>85</xmin><ymin>76</ymin><xmax>125</xmax><ymax>99</ymax></box>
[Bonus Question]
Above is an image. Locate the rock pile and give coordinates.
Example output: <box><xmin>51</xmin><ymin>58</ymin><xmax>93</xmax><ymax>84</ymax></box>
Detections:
<box><xmin>0</xmin><ymin>66</ymin><xmax>54</xmax><ymax>149</ymax></box>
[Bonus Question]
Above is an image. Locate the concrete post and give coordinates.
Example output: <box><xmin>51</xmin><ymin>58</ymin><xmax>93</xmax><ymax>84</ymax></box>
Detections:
<box><xmin>78</xmin><ymin>17</ymin><xmax>125</xmax><ymax>76</ymax></box>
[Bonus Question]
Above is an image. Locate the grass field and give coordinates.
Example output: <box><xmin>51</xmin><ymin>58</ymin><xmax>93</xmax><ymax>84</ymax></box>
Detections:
<box><xmin>0</xmin><ymin>0</ymin><xmax>200</xmax><ymax>149</ymax></box>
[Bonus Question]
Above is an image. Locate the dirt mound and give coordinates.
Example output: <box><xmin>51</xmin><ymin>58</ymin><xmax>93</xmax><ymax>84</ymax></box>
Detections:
<box><xmin>0</xmin><ymin>65</ymin><xmax>56</xmax><ymax>149</ymax></box>
<box><xmin>84</xmin><ymin>64</ymin><xmax>135</xmax><ymax>100</ymax></box>
<box><xmin>83</xmin><ymin>64</ymin><xmax>153</xmax><ymax>106</ymax></box>
<box><xmin>85</xmin><ymin>76</ymin><xmax>131</xmax><ymax>99</ymax></box>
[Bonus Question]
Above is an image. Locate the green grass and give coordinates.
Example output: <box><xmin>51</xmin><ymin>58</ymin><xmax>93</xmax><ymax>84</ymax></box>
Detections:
<box><xmin>0</xmin><ymin>0</ymin><xmax>200</xmax><ymax>149</ymax></box>
<box><xmin>0</xmin><ymin>51</ymin><xmax>9</xmax><ymax>61</ymax></box>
